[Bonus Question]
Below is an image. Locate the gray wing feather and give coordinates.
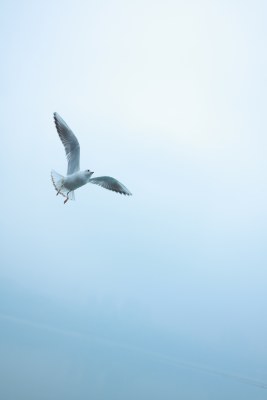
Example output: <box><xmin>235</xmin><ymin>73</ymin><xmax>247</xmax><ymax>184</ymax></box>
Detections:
<box><xmin>89</xmin><ymin>176</ymin><xmax>132</xmax><ymax>196</ymax></box>
<box><xmin>54</xmin><ymin>112</ymin><xmax>80</xmax><ymax>175</ymax></box>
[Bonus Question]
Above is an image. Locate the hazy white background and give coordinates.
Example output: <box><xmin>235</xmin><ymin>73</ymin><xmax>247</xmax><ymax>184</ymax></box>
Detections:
<box><xmin>1</xmin><ymin>1</ymin><xmax>267</xmax><ymax>399</ymax></box>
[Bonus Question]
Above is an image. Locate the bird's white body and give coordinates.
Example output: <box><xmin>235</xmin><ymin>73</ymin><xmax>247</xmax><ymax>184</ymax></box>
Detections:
<box><xmin>51</xmin><ymin>113</ymin><xmax>132</xmax><ymax>203</ymax></box>
<box><xmin>64</xmin><ymin>171</ymin><xmax>93</xmax><ymax>191</ymax></box>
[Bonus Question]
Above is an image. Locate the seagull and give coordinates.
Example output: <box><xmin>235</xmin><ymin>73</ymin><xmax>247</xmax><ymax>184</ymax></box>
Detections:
<box><xmin>51</xmin><ymin>112</ymin><xmax>132</xmax><ymax>204</ymax></box>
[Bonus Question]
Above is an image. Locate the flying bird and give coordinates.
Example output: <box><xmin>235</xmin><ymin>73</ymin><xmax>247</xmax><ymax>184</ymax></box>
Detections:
<box><xmin>51</xmin><ymin>113</ymin><xmax>132</xmax><ymax>204</ymax></box>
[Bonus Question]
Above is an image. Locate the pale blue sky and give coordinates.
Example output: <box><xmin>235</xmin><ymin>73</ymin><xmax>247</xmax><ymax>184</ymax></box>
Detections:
<box><xmin>1</xmin><ymin>1</ymin><xmax>267</xmax><ymax>399</ymax></box>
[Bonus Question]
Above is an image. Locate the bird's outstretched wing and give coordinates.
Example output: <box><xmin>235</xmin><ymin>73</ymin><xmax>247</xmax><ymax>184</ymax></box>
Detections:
<box><xmin>89</xmin><ymin>176</ymin><xmax>132</xmax><ymax>195</ymax></box>
<box><xmin>54</xmin><ymin>112</ymin><xmax>80</xmax><ymax>175</ymax></box>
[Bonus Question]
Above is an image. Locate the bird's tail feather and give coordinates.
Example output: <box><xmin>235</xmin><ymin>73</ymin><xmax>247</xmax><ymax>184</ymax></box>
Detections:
<box><xmin>51</xmin><ymin>170</ymin><xmax>75</xmax><ymax>200</ymax></box>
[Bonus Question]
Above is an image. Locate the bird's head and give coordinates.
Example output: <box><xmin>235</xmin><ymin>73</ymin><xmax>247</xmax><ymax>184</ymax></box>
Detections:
<box><xmin>85</xmin><ymin>169</ymin><xmax>94</xmax><ymax>179</ymax></box>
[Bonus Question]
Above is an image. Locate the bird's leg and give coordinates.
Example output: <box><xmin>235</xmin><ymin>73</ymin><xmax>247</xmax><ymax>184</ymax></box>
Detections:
<box><xmin>64</xmin><ymin>191</ymin><xmax>71</xmax><ymax>204</ymax></box>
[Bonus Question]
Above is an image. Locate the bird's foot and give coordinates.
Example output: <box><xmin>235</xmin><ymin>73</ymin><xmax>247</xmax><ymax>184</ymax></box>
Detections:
<box><xmin>64</xmin><ymin>197</ymin><xmax>69</xmax><ymax>204</ymax></box>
